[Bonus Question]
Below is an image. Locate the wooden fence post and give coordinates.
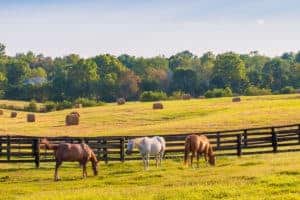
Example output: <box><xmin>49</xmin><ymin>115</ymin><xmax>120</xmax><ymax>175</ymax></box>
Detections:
<box><xmin>0</xmin><ymin>137</ymin><xmax>2</xmax><ymax>156</ymax></box>
<box><xmin>237</xmin><ymin>134</ymin><xmax>242</xmax><ymax>157</ymax></box>
<box><xmin>216</xmin><ymin>132</ymin><xmax>220</xmax><ymax>150</ymax></box>
<box><xmin>103</xmin><ymin>139</ymin><xmax>108</xmax><ymax>164</ymax></box>
<box><xmin>298</xmin><ymin>125</ymin><xmax>300</xmax><ymax>144</ymax></box>
<box><xmin>271</xmin><ymin>127</ymin><xmax>278</xmax><ymax>153</ymax></box>
<box><xmin>243</xmin><ymin>130</ymin><xmax>248</xmax><ymax>147</ymax></box>
<box><xmin>97</xmin><ymin>139</ymin><xmax>101</xmax><ymax>160</ymax></box>
<box><xmin>33</xmin><ymin>139</ymin><xmax>40</xmax><ymax>168</ymax></box>
<box><xmin>7</xmin><ymin>135</ymin><xmax>11</xmax><ymax>161</ymax></box>
<box><xmin>120</xmin><ymin>137</ymin><xmax>125</xmax><ymax>162</ymax></box>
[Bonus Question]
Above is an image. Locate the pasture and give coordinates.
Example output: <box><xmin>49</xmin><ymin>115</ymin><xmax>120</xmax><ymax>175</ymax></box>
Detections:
<box><xmin>0</xmin><ymin>152</ymin><xmax>299</xmax><ymax>200</ymax></box>
<box><xmin>1</xmin><ymin>94</ymin><xmax>300</xmax><ymax>137</ymax></box>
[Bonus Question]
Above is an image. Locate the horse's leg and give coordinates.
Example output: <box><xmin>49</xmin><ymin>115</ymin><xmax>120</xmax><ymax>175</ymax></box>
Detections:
<box><xmin>141</xmin><ymin>154</ymin><xmax>147</xmax><ymax>170</ymax></box>
<box><xmin>82</xmin><ymin>163</ymin><xmax>87</xmax><ymax>179</ymax></box>
<box><xmin>204</xmin><ymin>147</ymin><xmax>209</xmax><ymax>166</ymax></box>
<box><xmin>155</xmin><ymin>154</ymin><xmax>159</xmax><ymax>168</ymax></box>
<box><xmin>191</xmin><ymin>151</ymin><xmax>195</xmax><ymax>168</ymax></box>
<box><xmin>146</xmin><ymin>153</ymin><xmax>150</xmax><ymax>170</ymax></box>
<box><xmin>159</xmin><ymin>152</ymin><xmax>163</xmax><ymax>166</ymax></box>
<box><xmin>54</xmin><ymin>161</ymin><xmax>62</xmax><ymax>181</ymax></box>
<box><xmin>196</xmin><ymin>152</ymin><xmax>200</xmax><ymax>168</ymax></box>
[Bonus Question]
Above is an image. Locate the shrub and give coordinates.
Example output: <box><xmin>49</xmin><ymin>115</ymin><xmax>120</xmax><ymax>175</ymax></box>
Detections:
<box><xmin>140</xmin><ymin>91</ymin><xmax>168</xmax><ymax>102</ymax></box>
<box><xmin>44</xmin><ymin>101</ymin><xmax>57</xmax><ymax>112</ymax></box>
<box><xmin>244</xmin><ymin>86</ymin><xmax>272</xmax><ymax>96</ymax></box>
<box><xmin>27</xmin><ymin>100</ymin><xmax>38</xmax><ymax>112</ymax></box>
<box><xmin>280</xmin><ymin>86</ymin><xmax>295</xmax><ymax>94</ymax></box>
<box><xmin>204</xmin><ymin>87</ymin><xmax>233</xmax><ymax>98</ymax></box>
<box><xmin>169</xmin><ymin>91</ymin><xmax>184</xmax><ymax>100</ymax></box>
<box><xmin>56</xmin><ymin>100</ymin><xmax>73</xmax><ymax>110</ymax></box>
<box><xmin>74</xmin><ymin>98</ymin><xmax>104</xmax><ymax>107</ymax></box>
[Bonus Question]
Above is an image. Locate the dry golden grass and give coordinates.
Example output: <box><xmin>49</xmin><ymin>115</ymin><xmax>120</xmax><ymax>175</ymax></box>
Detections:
<box><xmin>1</xmin><ymin>94</ymin><xmax>300</xmax><ymax>137</ymax></box>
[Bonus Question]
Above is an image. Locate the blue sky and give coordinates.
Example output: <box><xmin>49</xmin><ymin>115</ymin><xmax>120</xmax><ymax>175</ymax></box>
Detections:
<box><xmin>0</xmin><ymin>0</ymin><xmax>299</xmax><ymax>57</ymax></box>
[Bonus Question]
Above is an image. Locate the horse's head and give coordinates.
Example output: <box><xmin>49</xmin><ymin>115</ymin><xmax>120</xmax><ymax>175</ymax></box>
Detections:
<box><xmin>126</xmin><ymin>139</ymin><xmax>134</xmax><ymax>155</ymax></box>
<box><xmin>91</xmin><ymin>153</ymin><xmax>99</xmax><ymax>176</ymax></box>
<box><xmin>209</xmin><ymin>154</ymin><xmax>216</xmax><ymax>166</ymax></box>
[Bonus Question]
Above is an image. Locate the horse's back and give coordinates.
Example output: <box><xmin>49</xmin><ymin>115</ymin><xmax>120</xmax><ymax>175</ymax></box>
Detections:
<box><xmin>141</xmin><ymin>137</ymin><xmax>165</xmax><ymax>154</ymax></box>
<box><xmin>56</xmin><ymin>143</ymin><xmax>87</xmax><ymax>162</ymax></box>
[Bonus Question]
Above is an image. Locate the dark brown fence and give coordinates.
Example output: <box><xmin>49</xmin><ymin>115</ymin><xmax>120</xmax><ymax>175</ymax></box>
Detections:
<box><xmin>0</xmin><ymin>123</ymin><xmax>300</xmax><ymax>168</ymax></box>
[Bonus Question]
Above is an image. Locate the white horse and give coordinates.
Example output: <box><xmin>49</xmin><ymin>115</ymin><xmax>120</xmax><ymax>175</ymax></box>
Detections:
<box><xmin>126</xmin><ymin>136</ymin><xmax>166</xmax><ymax>170</ymax></box>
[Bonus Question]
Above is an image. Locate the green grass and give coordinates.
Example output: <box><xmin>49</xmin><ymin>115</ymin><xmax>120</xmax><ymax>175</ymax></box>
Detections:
<box><xmin>1</xmin><ymin>94</ymin><xmax>300</xmax><ymax>136</ymax></box>
<box><xmin>0</xmin><ymin>152</ymin><xmax>299</xmax><ymax>200</ymax></box>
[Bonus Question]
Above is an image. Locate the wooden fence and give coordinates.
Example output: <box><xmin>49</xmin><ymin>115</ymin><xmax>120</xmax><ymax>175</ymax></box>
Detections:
<box><xmin>0</xmin><ymin>123</ymin><xmax>300</xmax><ymax>168</ymax></box>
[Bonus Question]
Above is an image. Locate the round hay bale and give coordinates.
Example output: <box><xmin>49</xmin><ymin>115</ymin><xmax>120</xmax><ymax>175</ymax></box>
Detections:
<box><xmin>153</xmin><ymin>102</ymin><xmax>163</xmax><ymax>110</ymax></box>
<box><xmin>198</xmin><ymin>96</ymin><xmax>205</xmax><ymax>99</ymax></box>
<box><xmin>182</xmin><ymin>94</ymin><xmax>191</xmax><ymax>100</ymax></box>
<box><xmin>27</xmin><ymin>113</ymin><xmax>36</xmax><ymax>122</ymax></box>
<box><xmin>39</xmin><ymin>107</ymin><xmax>46</xmax><ymax>113</ymax></box>
<box><xmin>65</xmin><ymin>114</ymin><xmax>79</xmax><ymax>126</ymax></box>
<box><xmin>232</xmin><ymin>97</ymin><xmax>241</xmax><ymax>102</ymax></box>
<box><xmin>75</xmin><ymin>103</ymin><xmax>82</xmax><ymax>108</ymax></box>
<box><xmin>117</xmin><ymin>98</ymin><xmax>126</xmax><ymax>105</ymax></box>
<box><xmin>0</xmin><ymin>110</ymin><xmax>3</xmax><ymax>115</ymax></box>
<box><xmin>11</xmin><ymin>112</ymin><xmax>17</xmax><ymax>118</ymax></box>
<box><xmin>70</xmin><ymin>111</ymin><xmax>80</xmax><ymax>118</ymax></box>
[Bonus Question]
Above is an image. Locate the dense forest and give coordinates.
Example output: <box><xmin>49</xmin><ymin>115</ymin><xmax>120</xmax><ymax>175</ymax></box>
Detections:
<box><xmin>0</xmin><ymin>43</ymin><xmax>299</xmax><ymax>103</ymax></box>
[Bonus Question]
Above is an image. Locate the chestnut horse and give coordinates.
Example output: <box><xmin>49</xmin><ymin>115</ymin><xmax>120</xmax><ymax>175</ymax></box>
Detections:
<box><xmin>184</xmin><ymin>134</ymin><xmax>215</xmax><ymax>167</ymax></box>
<box><xmin>40</xmin><ymin>138</ymin><xmax>98</xmax><ymax>181</ymax></box>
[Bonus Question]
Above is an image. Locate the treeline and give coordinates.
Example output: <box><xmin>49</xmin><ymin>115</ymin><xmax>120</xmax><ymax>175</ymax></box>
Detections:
<box><xmin>0</xmin><ymin>43</ymin><xmax>299</xmax><ymax>103</ymax></box>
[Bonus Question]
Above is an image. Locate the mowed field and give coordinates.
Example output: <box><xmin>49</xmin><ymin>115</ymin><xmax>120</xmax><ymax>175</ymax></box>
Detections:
<box><xmin>0</xmin><ymin>153</ymin><xmax>299</xmax><ymax>200</ymax></box>
<box><xmin>1</xmin><ymin>94</ymin><xmax>300</xmax><ymax>136</ymax></box>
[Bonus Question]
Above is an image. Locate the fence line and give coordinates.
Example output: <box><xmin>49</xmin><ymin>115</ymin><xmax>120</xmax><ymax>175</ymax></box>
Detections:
<box><xmin>0</xmin><ymin>123</ymin><xmax>300</xmax><ymax>168</ymax></box>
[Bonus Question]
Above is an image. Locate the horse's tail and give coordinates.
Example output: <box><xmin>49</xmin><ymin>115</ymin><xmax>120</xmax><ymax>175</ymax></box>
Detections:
<box><xmin>156</xmin><ymin>137</ymin><xmax>166</xmax><ymax>151</ymax></box>
<box><xmin>40</xmin><ymin>138</ymin><xmax>58</xmax><ymax>150</ymax></box>
<box><xmin>184</xmin><ymin>135</ymin><xmax>191</xmax><ymax>165</ymax></box>
<box><xmin>156</xmin><ymin>136</ymin><xmax>166</xmax><ymax>158</ymax></box>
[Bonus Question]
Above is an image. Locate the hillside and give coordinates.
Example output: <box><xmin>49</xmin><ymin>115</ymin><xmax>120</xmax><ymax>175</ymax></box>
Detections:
<box><xmin>1</xmin><ymin>94</ymin><xmax>300</xmax><ymax>137</ymax></box>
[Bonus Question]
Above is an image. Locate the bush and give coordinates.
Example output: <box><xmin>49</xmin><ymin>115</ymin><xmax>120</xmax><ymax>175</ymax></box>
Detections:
<box><xmin>140</xmin><ymin>91</ymin><xmax>168</xmax><ymax>102</ymax></box>
<box><xmin>280</xmin><ymin>86</ymin><xmax>295</xmax><ymax>94</ymax></box>
<box><xmin>56</xmin><ymin>100</ymin><xmax>73</xmax><ymax>110</ymax></box>
<box><xmin>44</xmin><ymin>101</ymin><xmax>57</xmax><ymax>112</ymax></box>
<box><xmin>27</xmin><ymin>100</ymin><xmax>38</xmax><ymax>112</ymax></box>
<box><xmin>204</xmin><ymin>87</ymin><xmax>233</xmax><ymax>98</ymax></box>
<box><xmin>244</xmin><ymin>86</ymin><xmax>272</xmax><ymax>96</ymax></box>
<box><xmin>169</xmin><ymin>91</ymin><xmax>184</xmax><ymax>100</ymax></box>
<box><xmin>74</xmin><ymin>98</ymin><xmax>104</xmax><ymax>107</ymax></box>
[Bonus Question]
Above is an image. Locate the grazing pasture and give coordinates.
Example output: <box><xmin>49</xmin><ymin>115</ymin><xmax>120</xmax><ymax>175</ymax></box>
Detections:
<box><xmin>1</xmin><ymin>94</ymin><xmax>300</xmax><ymax>136</ymax></box>
<box><xmin>0</xmin><ymin>153</ymin><xmax>299</xmax><ymax>200</ymax></box>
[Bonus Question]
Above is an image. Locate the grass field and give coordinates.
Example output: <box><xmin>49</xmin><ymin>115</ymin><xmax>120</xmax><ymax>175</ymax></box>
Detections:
<box><xmin>0</xmin><ymin>152</ymin><xmax>299</xmax><ymax>200</ymax></box>
<box><xmin>1</xmin><ymin>94</ymin><xmax>300</xmax><ymax>136</ymax></box>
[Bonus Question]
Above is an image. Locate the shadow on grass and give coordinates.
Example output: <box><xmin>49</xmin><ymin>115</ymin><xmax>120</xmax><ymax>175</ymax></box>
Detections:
<box><xmin>277</xmin><ymin>171</ymin><xmax>300</xmax><ymax>176</ymax></box>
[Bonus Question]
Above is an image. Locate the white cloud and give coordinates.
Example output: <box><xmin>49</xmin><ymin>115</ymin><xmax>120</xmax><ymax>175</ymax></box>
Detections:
<box><xmin>256</xmin><ymin>19</ymin><xmax>265</xmax><ymax>25</ymax></box>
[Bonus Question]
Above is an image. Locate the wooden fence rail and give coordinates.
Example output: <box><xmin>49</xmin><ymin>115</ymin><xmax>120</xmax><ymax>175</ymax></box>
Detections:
<box><xmin>0</xmin><ymin>123</ymin><xmax>300</xmax><ymax>168</ymax></box>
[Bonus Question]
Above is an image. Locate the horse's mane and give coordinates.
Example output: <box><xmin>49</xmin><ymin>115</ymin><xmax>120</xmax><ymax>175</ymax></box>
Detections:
<box><xmin>133</xmin><ymin>137</ymin><xmax>145</xmax><ymax>147</ymax></box>
<box><xmin>40</xmin><ymin>138</ymin><xmax>58</xmax><ymax>150</ymax></box>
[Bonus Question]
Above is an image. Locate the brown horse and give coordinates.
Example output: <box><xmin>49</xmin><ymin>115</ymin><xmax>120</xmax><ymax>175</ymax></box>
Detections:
<box><xmin>40</xmin><ymin>138</ymin><xmax>98</xmax><ymax>181</ymax></box>
<box><xmin>184</xmin><ymin>134</ymin><xmax>215</xmax><ymax>167</ymax></box>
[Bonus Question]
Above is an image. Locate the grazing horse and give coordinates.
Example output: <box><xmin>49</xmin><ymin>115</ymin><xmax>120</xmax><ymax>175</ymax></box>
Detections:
<box><xmin>184</xmin><ymin>134</ymin><xmax>215</xmax><ymax>167</ymax></box>
<box><xmin>126</xmin><ymin>136</ymin><xmax>166</xmax><ymax>170</ymax></box>
<box><xmin>40</xmin><ymin>138</ymin><xmax>98</xmax><ymax>181</ymax></box>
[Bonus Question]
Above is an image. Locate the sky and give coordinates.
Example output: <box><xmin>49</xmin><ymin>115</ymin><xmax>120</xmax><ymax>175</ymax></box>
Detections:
<box><xmin>0</xmin><ymin>0</ymin><xmax>300</xmax><ymax>58</ymax></box>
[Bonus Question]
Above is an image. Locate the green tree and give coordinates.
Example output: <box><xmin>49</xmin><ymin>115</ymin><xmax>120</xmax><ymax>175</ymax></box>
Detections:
<box><xmin>262</xmin><ymin>58</ymin><xmax>291</xmax><ymax>91</ymax></box>
<box><xmin>118</xmin><ymin>70</ymin><xmax>141</xmax><ymax>99</ymax></box>
<box><xmin>67</xmin><ymin>59</ymin><xmax>99</xmax><ymax>99</ymax></box>
<box><xmin>0</xmin><ymin>72</ymin><xmax>7</xmax><ymax>97</ymax></box>
<box><xmin>171</xmin><ymin>68</ymin><xmax>198</xmax><ymax>95</ymax></box>
<box><xmin>211</xmin><ymin>52</ymin><xmax>247</xmax><ymax>92</ymax></box>
<box><xmin>0</xmin><ymin>43</ymin><xmax>5</xmax><ymax>58</ymax></box>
